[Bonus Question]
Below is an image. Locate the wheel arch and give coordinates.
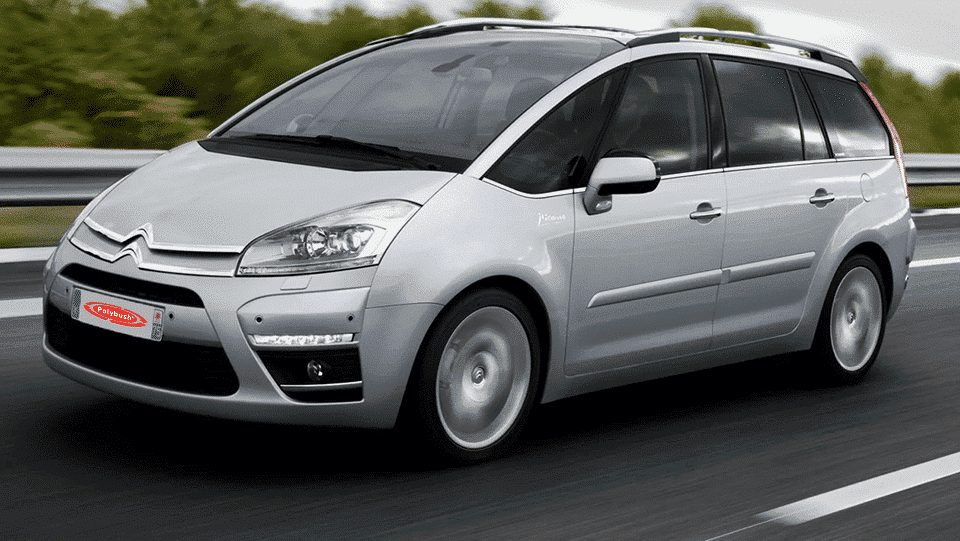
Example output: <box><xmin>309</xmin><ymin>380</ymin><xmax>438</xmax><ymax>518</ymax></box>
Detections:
<box><xmin>396</xmin><ymin>274</ymin><xmax>554</xmax><ymax>427</ymax></box>
<box><xmin>797</xmin><ymin>236</ymin><xmax>896</xmax><ymax>351</ymax></box>
<box><xmin>449</xmin><ymin>276</ymin><xmax>552</xmax><ymax>390</ymax></box>
<box><xmin>842</xmin><ymin>241</ymin><xmax>894</xmax><ymax>313</ymax></box>
<box><xmin>809</xmin><ymin>249</ymin><xmax>890</xmax><ymax>383</ymax></box>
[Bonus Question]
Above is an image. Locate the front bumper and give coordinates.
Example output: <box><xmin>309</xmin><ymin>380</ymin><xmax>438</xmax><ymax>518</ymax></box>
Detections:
<box><xmin>41</xmin><ymin>241</ymin><xmax>441</xmax><ymax>429</ymax></box>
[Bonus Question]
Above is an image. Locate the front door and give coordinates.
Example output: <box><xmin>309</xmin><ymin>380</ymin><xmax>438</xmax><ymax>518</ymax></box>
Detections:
<box><xmin>565</xmin><ymin>57</ymin><xmax>725</xmax><ymax>376</ymax></box>
<box><xmin>566</xmin><ymin>172</ymin><xmax>726</xmax><ymax>375</ymax></box>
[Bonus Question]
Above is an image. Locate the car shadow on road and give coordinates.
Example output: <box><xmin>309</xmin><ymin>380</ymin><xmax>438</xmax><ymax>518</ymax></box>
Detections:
<box><xmin>44</xmin><ymin>350</ymin><xmax>894</xmax><ymax>480</ymax></box>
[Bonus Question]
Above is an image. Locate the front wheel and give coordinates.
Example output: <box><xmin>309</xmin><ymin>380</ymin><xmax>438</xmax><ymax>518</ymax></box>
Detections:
<box><xmin>406</xmin><ymin>289</ymin><xmax>540</xmax><ymax>463</ymax></box>
<box><xmin>812</xmin><ymin>255</ymin><xmax>887</xmax><ymax>383</ymax></box>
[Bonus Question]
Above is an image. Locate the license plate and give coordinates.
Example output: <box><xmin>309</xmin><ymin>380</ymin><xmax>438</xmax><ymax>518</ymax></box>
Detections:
<box><xmin>71</xmin><ymin>287</ymin><xmax>164</xmax><ymax>341</ymax></box>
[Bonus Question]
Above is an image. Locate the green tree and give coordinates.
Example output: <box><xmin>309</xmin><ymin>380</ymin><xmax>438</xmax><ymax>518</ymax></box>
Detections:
<box><xmin>0</xmin><ymin>0</ymin><xmax>206</xmax><ymax>148</ymax></box>
<box><xmin>859</xmin><ymin>52</ymin><xmax>939</xmax><ymax>153</ymax></box>
<box><xmin>456</xmin><ymin>0</ymin><xmax>549</xmax><ymax>20</ymax></box>
<box><xmin>0</xmin><ymin>0</ymin><xmax>84</xmax><ymax>144</ymax></box>
<box><xmin>385</xmin><ymin>4</ymin><xmax>436</xmax><ymax>32</ymax></box>
<box><xmin>115</xmin><ymin>1</ymin><xmax>439</xmax><ymax>127</ymax></box>
<box><xmin>318</xmin><ymin>4</ymin><xmax>397</xmax><ymax>61</ymax></box>
<box><xmin>931</xmin><ymin>71</ymin><xmax>960</xmax><ymax>153</ymax></box>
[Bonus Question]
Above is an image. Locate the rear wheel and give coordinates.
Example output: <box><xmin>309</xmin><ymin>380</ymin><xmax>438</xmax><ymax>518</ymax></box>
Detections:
<box><xmin>812</xmin><ymin>255</ymin><xmax>887</xmax><ymax>383</ymax></box>
<box><xmin>406</xmin><ymin>288</ymin><xmax>540</xmax><ymax>463</ymax></box>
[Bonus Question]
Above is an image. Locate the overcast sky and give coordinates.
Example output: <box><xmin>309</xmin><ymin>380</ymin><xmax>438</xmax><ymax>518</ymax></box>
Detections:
<box><xmin>262</xmin><ymin>0</ymin><xmax>960</xmax><ymax>84</ymax></box>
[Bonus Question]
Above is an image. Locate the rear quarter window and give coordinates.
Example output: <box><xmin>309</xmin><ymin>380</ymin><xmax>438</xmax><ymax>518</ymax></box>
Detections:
<box><xmin>803</xmin><ymin>73</ymin><xmax>891</xmax><ymax>158</ymax></box>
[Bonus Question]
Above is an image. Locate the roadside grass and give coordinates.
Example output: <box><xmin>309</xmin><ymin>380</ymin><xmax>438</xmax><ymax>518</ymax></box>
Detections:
<box><xmin>1</xmin><ymin>185</ymin><xmax>959</xmax><ymax>249</ymax></box>
<box><xmin>908</xmin><ymin>185</ymin><xmax>960</xmax><ymax>209</ymax></box>
<box><xmin>0</xmin><ymin>206</ymin><xmax>84</xmax><ymax>249</ymax></box>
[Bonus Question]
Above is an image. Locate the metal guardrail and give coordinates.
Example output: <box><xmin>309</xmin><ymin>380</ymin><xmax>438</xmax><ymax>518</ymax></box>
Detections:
<box><xmin>0</xmin><ymin>148</ymin><xmax>958</xmax><ymax>207</ymax></box>
<box><xmin>0</xmin><ymin>147</ymin><xmax>165</xmax><ymax>206</ymax></box>
<box><xmin>902</xmin><ymin>154</ymin><xmax>960</xmax><ymax>186</ymax></box>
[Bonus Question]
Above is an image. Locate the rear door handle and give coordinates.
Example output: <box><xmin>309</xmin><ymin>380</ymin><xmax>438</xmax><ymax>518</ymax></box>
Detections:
<box><xmin>809</xmin><ymin>190</ymin><xmax>836</xmax><ymax>205</ymax></box>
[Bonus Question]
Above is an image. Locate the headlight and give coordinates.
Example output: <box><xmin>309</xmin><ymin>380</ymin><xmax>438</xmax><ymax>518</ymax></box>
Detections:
<box><xmin>237</xmin><ymin>200</ymin><xmax>419</xmax><ymax>276</ymax></box>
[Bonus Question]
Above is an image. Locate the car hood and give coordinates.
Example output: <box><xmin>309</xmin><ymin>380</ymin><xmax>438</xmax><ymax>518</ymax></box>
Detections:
<box><xmin>86</xmin><ymin>142</ymin><xmax>458</xmax><ymax>249</ymax></box>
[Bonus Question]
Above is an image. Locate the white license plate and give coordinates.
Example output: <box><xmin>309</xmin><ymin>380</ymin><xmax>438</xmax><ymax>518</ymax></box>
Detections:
<box><xmin>71</xmin><ymin>287</ymin><xmax>164</xmax><ymax>341</ymax></box>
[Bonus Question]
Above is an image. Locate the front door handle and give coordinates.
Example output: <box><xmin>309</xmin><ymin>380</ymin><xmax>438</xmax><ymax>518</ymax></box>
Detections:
<box><xmin>690</xmin><ymin>203</ymin><xmax>722</xmax><ymax>221</ymax></box>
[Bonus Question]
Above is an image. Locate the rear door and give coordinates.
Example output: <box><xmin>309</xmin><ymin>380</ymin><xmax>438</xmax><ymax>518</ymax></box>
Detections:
<box><xmin>711</xmin><ymin>59</ymin><xmax>854</xmax><ymax>349</ymax></box>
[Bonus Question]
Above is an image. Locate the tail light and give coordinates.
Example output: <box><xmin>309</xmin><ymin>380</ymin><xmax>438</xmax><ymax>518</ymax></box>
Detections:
<box><xmin>860</xmin><ymin>82</ymin><xmax>908</xmax><ymax>199</ymax></box>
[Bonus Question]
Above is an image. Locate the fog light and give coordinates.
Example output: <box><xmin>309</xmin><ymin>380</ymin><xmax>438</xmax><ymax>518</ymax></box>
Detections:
<box><xmin>306</xmin><ymin>360</ymin><xmax>326</xmax><ymax>382</ymax></box>
<box><xmin>251</xmin><ymin>333</ymin><xmax>355</xmax><ymax>346</ymax></box>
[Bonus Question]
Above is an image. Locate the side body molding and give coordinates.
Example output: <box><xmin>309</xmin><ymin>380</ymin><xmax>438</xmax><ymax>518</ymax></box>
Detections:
<box><xmin>723</xmin><ymin>252</ymin><xmax>816</xmax><ymax>283</ymax></box>
<box><xmin>586</xmin><ymin>252</ymin><xmax>816</xmax><ymax>309</ymax></box>
<box><xmin>588</xmin><ymin>269</ymin><xmax>722</xmax><ymax>308</ymax></box>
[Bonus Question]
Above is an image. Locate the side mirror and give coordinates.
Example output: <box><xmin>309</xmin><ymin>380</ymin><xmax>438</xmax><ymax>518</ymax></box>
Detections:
<box><xmin>583</xmin><ymin>156</ymin><xmax>660</xmax><ymax>215</ymax></box>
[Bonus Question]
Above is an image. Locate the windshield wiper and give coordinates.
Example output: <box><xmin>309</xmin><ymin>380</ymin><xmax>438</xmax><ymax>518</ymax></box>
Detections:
<box><xmin>224</xmin><ymin>133</ymin><xmax>441</xmax><ymax>171</ymax></box>
<box><xmin>312</xmin><ymin>135</ymin><xmax>441</xmax><ymax>171</ymax></box>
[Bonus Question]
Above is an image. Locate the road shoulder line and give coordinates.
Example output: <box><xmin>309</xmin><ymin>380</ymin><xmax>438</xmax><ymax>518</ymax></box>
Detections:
<box><xmin>910</xmin><ymin>255</ymin><xmax>960</xmax><ymax>268</ymax></box>
<box><xmin>0</xmin><ymin>297</ymin><xmax>43</xmax><ymax>318</ymax></box>
<box><xmin>0</xmin><ymin>247</ymin><xmax>55</xmax><ymax>264</ymax></box>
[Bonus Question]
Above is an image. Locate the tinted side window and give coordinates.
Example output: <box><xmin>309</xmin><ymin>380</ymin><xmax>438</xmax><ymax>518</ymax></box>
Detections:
<box><xmin>714</xmin><ymin>60</ymin><xmax>802</xmax><ymax>166</ymax></box>
<box><xmin>788</xmin><ymin>71</ymin><xmax>830</xmax><ymax>160</ymax></box>
<box><xmin>597</xmin><ymin>59</ymin><xmax>708</xmax><ymax>176</ymax></box>
<box><xmin>487</xmin><ymin>71</ymin><xmax>624</xmax><ymax>194</ymax></box>
<box><xmin>803</xmin><ymin>73</ymin><xmax>891</xmax><ymax>158</ymax></box>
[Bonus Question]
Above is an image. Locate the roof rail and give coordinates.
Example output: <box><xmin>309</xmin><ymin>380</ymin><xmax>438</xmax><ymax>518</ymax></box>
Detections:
<box><xmin>411</xmin><ymin>17</ymin><xmax>559</xmax><ymax>33</ymax></box>
<box><xmin>366</xmin><ymin>18</ymin><xmax>562</xmax><ymax>46</ymax></box>
<box><xmin>366</xmin><ymin>17</ymin><xmax>643</xmax><ymax>46</ymax></box>
<box><xmin>365</xmin><ymin>20</ymin><xmax>868</xmax><ymax>84</ymax></box>
<box><xmin>627</xmin><ymin>27</ymin><xmax>867</xmax><ymax>83</ymax></box>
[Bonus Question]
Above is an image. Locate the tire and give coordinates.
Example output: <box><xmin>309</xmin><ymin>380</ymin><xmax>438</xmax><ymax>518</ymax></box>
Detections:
<box><xmin>405</xmin><ymin>288</ymin><xmax>540</xmax><ymax>463</ymax></box>
<box><xmin>812</xmin><ymin>254</ymin><xmax>887</xmax><ymax>384</ymax></box>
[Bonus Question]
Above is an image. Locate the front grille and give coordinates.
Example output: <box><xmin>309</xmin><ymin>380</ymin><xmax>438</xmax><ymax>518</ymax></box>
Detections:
<box><xmin>46</xmin><ymin>305</ymin><xmax>239</xmax><ymax>396</ymax></box>
<box><xmin>62</xmin><ymin>264</ymin><xmax>204</xmax><ymax>307</ymax></box>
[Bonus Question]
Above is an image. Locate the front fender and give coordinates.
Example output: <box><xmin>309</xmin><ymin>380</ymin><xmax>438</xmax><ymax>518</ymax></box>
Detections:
<box><xmin>368</xmin><ymin>175</ymin><xmax>576</xmax><ymax>399</ymax></box>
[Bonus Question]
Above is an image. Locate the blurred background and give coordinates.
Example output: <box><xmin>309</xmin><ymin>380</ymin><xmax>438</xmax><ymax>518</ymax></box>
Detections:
<box><xmin>2</xmin><ymin>0</ymin><xmax>959</xmax><ymax>247</ymax></box>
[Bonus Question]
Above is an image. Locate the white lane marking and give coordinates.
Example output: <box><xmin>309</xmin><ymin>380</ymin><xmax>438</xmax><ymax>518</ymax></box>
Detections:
<box><xmin>0</xmin><ymin>297</ymin><xmax>43</xmax><ymax>319</ymax></box>
<box><xmin>912</xmin><ymin>207</ymin><xmax>960</xmax><ymax>217</ymax></box>
<box><xmin>755</xmin><ymin>452</ymin><xmax>960</xmax><ymax>526</ymax></box>
<box><xmin>702</xmin><ymin>518</ymin><xmax>777</xmax><ymax>540</ymax></box>
<box><xmin>0</xmin><ymin>247</ymin><xmax>55</xmax><ymax>264</ymax></box>
<box><xmin>910</xmin><ymin>256</ymin><xmax>960</xmax><ymax>268</ymax></box>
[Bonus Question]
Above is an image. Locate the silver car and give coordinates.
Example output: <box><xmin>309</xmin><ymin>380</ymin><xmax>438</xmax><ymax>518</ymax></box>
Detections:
<box><xmin>43</xmin><ymin>19</ymin><xmax>918</xmax><ymax>461</ymax></box>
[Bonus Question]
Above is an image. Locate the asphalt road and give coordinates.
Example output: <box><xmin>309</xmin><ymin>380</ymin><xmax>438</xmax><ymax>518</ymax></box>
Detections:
<box><xmin>1</xmin><ymin>215</ymin><xmax>959</xmax><ymax>540</ymax></box>
<box><xmin>0</xmin><ymin>260</ymin><xmax>44</xmax><ymax>302</ymax></box>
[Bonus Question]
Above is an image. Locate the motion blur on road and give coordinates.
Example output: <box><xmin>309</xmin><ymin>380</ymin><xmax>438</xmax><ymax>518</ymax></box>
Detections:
<box><xmin>1</xmin><ymin>213</ymin><xmax>958</xmax><ymax>539</ymax></box>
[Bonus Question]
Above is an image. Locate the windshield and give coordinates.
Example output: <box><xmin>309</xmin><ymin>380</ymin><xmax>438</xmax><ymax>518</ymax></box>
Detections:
<box><xmin>218</xmin><ymin>31</ymin><xmax>623</xmax><ymax>171</ymax></box>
